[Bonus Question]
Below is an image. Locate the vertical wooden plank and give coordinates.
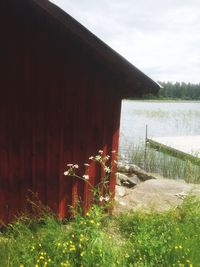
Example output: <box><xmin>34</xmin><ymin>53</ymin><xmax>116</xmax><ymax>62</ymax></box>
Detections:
<box><xmin>71</xmin><ymin>56</ymin><xmax>85</xmax><ymax>210</ymax></box>
<box><xmin>99</xmin><ymin>73</ymin><xmax>122</xmax><ymax>199</ymax></box>
<box><xmin>58</xmin><ymin>34</ymin><xmax>76</xmax><ymax>218</ymax></box>
<box><xmin>20</xmin><ymin>24</ymin><xmax>34</xmax><ymax>215</ymax></box>
<box><xmin>6</xmin><ymin>28</ymin><xmax>25</xmax><ymax>221</ymax></box>
<box><xmin>82</xmin><ymin>63</ymin><xmax>107</xmax><ymax>212</ymax></box>
<box><xmin>110</xmin><ymin>97</ymin><xmax>122</xmax><ymax>197</ymax></box>
<box><xmin>0</xmin><ymin>103</ymin><xmax>9</xmax><ymax>223</ymax></box>
<box><xmin>59</xmin><ymin>86</ymin><xmax>74</xmax><ymax>218</ymax></box>
<box><xmin>7</xmin><ymin>105</ymin><xmax>19</xmax><ymax>221</ymax></box>
<box><xmin>31</xmin><ymin>61</ymin><xmax>47</xmax><ymax>212</ymax></box>
<box><xmin>45</xmin><ymin>84</ymin><xmax>61</xmax><ymax>214</ymax></box>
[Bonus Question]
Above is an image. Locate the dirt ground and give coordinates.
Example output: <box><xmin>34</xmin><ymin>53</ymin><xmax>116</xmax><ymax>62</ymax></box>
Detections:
<box><xmin>114</xmin><ymin>178</ymin><xmax>200</xmax><ymax>214</ymax></box>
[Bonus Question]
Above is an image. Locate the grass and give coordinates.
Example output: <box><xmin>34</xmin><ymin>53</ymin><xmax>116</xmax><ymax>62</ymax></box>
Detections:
<box><xmin>117</xmin><ymin>196</ymin><xmax>200</xmax><ymax>267</ymax></box>
<box><xmin>1</xmin><ymin>196</ymin><xmax>200</xmax><ymax>266</ymax></box>
<box><xmin>127</xmin><ymin>144</ymin><xmax>200</xmax><ymax>183</ymax></box>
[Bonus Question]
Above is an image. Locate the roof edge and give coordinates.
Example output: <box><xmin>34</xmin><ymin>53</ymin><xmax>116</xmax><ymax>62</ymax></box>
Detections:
<box><xmin>30</xmin><ymin>0</ymin><xmax>160</xmax><ymax>96</ymax></box>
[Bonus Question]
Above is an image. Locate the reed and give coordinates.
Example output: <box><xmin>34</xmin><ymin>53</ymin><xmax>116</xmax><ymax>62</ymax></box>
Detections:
<box><xmin>126</xmin><ymin>143</ymin><xmax>200</xmax><ymax>183</ymax></box>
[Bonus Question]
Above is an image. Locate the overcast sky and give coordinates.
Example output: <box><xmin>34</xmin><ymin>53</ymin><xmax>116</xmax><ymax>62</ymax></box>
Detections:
<box><xmin>50</xmin><ymin>0</ymin><xmax>200</xmax><ymax>83</ymax></box>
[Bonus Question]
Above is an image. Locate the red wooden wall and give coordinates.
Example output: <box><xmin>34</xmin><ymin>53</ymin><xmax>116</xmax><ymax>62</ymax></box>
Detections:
<box><xmin>0</xmin><ymin>0</ymin><xmax>122</xmax><ymax>223</ymax></box>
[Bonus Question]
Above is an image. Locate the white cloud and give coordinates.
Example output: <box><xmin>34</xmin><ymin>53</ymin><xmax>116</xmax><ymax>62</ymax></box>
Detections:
<box><xmin>50</xmin><ymin>0</ymin><xmax>200</xmax><ymax>83</ymax></box>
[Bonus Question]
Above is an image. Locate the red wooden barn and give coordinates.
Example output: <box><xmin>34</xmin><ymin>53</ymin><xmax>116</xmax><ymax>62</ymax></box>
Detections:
<box><xmin>0</xmin><ymin>0</ymin><xmax>159</xmax><ymax>223</ymax></box>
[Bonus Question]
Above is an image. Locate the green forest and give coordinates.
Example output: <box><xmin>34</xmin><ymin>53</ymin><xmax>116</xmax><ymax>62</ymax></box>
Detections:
<box><xmin>157</xmin><ymin>82</ymin><xmax>200</xmax><ymax>100</ymax></box>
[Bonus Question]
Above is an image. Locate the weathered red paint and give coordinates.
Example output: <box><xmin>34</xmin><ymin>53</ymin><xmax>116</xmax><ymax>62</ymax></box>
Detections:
<box><xmin>0</xmin><ymin>0</ymin><xmax>159</xmax><ymax>223</ymax></box>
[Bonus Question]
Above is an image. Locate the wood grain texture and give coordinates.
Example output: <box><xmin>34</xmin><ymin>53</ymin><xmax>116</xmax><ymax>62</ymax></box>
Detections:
<box><xmin>0</xmin><ymin>0</ymin><xmax>129</xmax><ymax>223</ymax></box>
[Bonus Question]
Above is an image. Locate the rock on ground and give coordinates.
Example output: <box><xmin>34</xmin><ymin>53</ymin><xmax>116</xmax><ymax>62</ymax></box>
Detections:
<box><xmin>116</xmin><ymin>172</ymin><xmax>141</xmax><ymax>187</ymax></box>
<box><xmin>114</xmin><ymin>178</ymin><xmax>200</xmax><ymax>214</ymax></box>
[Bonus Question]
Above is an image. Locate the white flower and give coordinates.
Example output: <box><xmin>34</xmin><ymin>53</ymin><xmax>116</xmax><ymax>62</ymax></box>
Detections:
<box><xmin>73</xmin><ymin>164</ymin><xmax>79</xmax><ymax>169</ymax></box>
<box><xmin>105</xmin><ymin>155</ymin><xmax>110</xmax><ymax>160</ymax></box>
<box><xmin>95</xmin><ymin>155</ymin><xmax>101</xmax><ymax>161</ymax></box>
<box><xmin>84</xmin><ymin>163</ymin><xmax>90</xmax><ymax>167</ymax></box>
<box><xmin>67</xmin><ymin>164</ymin><xmax>73</xmax><ymax>167</ymax></box>
<box><xmin>64</xmin><ymin>171</ymin><xmax>69</xmax><ymax>176</ymax></box>
<box><xmin>114</xmin><ymin>160</ymin><xmax>118</xmax><ymax>164</ymax></box>
<box><xmin>89</xmin><ymin>156</ymin><xmax>94</xmax><ymax>160</ymax></box>
<box><xmin>99</xmin><ymin>196</ymin><xmax>104</xmax><ymax>202</ymax></box>
<box><xmin>104</xmin><ymin>195</ymin><xmax>110</xmax><ymax>202</ymax></box>
<box><xmin>83</xmin><ymin>174</ymin><xmax>89</xmax><ymax>180</ymax></box>
<box><xmin>104</xmin><ymin>166</ymin><xmax>111</xmax><ymax>173</ymax></box>
<box><xmin>98</xmin><ymin>150</ymin><xmax>103</xmax><ymax>154</ymax></box>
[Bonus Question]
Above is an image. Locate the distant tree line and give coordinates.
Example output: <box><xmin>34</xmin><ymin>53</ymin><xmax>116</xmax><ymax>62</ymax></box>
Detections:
<box><xmin>157</xmin><ymin>82</ymin><xmax>200</xmax><ymax>100</ymax></box>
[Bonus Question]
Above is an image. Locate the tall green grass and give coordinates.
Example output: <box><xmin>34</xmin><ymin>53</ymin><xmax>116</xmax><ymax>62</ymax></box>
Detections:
<box><xmin>1</xmin><ymin>196</ymin><xmax>200</xmax><ymax>266</ymax></box>
<box><xmin>117</xmin><ymin>196</ymin><xmax>200</xmax><ymax>267</ymax></box>
<box><xmin>0</xmin><ymin>206</ymin><xmax>127</xmax><ymax>267</ymax></box>
<box><xmin>128</xmin><ymin>144</ymin><xmax>200</xmax><ymax>183</ymax></box>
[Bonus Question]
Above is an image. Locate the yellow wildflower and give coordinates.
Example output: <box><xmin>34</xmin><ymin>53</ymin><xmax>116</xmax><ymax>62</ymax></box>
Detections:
<box><xmin>69</xmin><ymin>245</ymin><xmax>76</xmax><ymax>251</ymax></box>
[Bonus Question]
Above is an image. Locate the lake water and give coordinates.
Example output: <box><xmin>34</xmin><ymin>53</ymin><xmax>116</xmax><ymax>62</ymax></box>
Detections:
<box><xmin>119</xmin><ymin>100</ymin><xmax>200</xmax><ymax>152</ymax></box>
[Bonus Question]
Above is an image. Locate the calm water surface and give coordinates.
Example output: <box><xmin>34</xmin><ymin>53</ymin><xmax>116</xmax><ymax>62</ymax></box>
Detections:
<box><xmin>119</xmin><ymin>100</ymin><xmax>200</xmax><ymax>151</ymax></box>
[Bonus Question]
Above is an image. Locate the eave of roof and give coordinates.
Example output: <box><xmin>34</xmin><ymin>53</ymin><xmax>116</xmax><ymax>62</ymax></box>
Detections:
<box><xmin>30</xmin><ymin>0</ymin><xmax>160</xmax><ymax>97</ymax></box>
